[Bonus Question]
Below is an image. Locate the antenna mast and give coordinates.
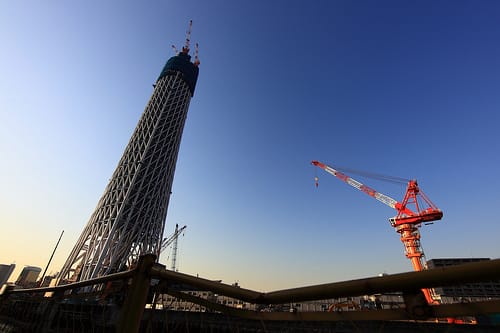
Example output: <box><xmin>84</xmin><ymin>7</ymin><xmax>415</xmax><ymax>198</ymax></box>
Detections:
<box><xmin>39</xmin><ymin>230</ymin><xmax>64</xmax><ymax>286</ymax></box>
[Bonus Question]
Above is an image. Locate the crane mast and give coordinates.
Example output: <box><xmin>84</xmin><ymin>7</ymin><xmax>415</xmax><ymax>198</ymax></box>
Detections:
<box><xmin>311</xmin><ymin>160</ymin><xmax>443</xmax><ymax>304</ymax></box>
<box><xmin>160</xmin><ymin>224</ymin><xmax>187</xmax><ymax>271</ymax></box>
<box><xmin>171</xmin><ymin>224</ymin><xmax>180</xmax><ymax>271</ymax></box>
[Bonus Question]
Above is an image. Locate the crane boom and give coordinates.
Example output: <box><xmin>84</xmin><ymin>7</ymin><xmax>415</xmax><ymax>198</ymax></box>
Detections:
<box><xmin>311</xmin><ymin>160</ymin><xmax>443</xmax><ymax>305</ymax></box>
<box><xmin>311</xmin><ymin>160</ymin><xmax>399</xmax><ymax>210</ymax></box>
<box><xmin>311</xmin><ymin>160</ymin><xmax>442</xmax><ymax>226</ymax></box>
<box><xmin>160</xmin><ymin>224</ymin><xmax>187</xmax><ymax>254</ymax></box>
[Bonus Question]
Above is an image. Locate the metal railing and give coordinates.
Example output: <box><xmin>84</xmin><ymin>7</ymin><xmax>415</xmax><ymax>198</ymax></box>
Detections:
<box><xmin>1</xmin><ymin>254</ymin><xmax>500</xmax><ymax>332</ymax></box>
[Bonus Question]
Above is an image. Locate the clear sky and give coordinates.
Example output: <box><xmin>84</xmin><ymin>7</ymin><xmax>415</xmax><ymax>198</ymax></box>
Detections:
<box><xmin>1</xmin><ymin>1</ymin><xmax>499</xmax><ymax>291</ymax></box>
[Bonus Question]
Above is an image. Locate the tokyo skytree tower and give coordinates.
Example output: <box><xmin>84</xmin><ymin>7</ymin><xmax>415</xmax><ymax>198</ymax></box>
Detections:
<box><xmin>58</xmin><ymin>25</ymin><xmax>200</xmax><ymax>283</ymax></box>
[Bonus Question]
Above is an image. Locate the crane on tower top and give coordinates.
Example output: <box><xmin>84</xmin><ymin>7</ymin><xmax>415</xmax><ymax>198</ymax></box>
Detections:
<box><xmin>171</xmin><ymin>20</ymin><xmax>200</xmax><ymax>67</ymax></box>
<box><xmin>182</xmin><ymin>20</ymin><xmax>192</xmax><ymax>54</ymax></box>
<box><xmin>311</xmin><ymin>160</ymin><xmax>443</xmax><ymax>304</ymax></box>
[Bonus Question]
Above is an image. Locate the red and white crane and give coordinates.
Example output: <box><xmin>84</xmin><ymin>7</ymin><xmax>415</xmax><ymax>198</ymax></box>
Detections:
<box><xmin>311</xmin><ymin>160</ymin><xmax>443</xmax><ymax>304</ymax></box>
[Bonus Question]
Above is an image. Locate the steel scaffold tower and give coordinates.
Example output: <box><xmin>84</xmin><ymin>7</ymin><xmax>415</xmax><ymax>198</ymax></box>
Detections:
<box><xmin>58</xmin><ymin>29</ymin><xmax>199</xmax><ymax>284</ymax></box>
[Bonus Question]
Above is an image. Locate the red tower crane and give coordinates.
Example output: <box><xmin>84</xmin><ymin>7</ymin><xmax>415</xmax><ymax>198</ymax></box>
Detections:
<box><xmin>311</xmin><ymin>160</ymin><xmax>443</xmax><ymax>304</ymax></box>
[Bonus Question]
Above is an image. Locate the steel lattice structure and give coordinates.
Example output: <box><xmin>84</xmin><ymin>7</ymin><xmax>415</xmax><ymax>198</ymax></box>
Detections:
<box><xmin>57</xmin><ymin>48</ymin><xmax>199</xmax><ymax>284</ymax></box>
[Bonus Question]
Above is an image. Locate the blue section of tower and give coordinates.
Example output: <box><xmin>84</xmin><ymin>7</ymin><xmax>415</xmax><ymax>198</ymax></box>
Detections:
<box><xmin>158</xmin><ymin>53</ymin><xmax>199</xmax><ymax>96</ymax></box>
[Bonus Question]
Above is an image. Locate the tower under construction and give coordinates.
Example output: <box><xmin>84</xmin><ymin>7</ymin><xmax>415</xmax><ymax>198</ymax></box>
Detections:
<box><xmin>58</xmin><ymin>26</ymin><xmax>199</xmax><ymax>283</ymax></box>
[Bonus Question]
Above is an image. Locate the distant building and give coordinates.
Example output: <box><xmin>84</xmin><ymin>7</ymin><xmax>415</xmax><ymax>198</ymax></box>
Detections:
<box><xmin>153</xmin><ymin>281</ymin><xmax>394</xmax><ymax>313</ymax></box>
<box><xmin>15</xmin><ymin>266</ymin><xmax>41</xmax><ymax>288</ymax></box>
<box><xmin>0</xmin><ymin>264</ymin><xmax>16</xmax><ymax>286</ymax></box>
<box><xmin>155</xmin><ymin>290</ymin><xmax>255</xmax><ymax>312</ymax></box>
<box><xmin>40</xmin><ymin>274</ymin><xmax>58</xmax><ymax>287</ymax></box>
<box><xmin>427</xmin><ymin>258</ymin><xmax>500</xmax><ymax>302</ymax></box>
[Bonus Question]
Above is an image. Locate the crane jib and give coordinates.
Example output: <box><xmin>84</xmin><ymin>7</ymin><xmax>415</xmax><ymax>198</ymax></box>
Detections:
<box><xmin>330</xmin><ymin>167</ymin><xmax>398</xmax><ymax>209</ymax></box>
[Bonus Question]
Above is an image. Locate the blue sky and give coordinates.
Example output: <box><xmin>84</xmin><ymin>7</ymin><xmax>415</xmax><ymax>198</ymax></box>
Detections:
<box><xmin>1</xmin><ymin>1</ymin><xmax>499</xmax><ymax>291</ymax></box>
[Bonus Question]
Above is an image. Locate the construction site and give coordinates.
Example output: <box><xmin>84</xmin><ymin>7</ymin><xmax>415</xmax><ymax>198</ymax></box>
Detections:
<box><xmin>1</xmin><ymin>15</ymin><xmax>500</xmax><ymax>333</ymax></box>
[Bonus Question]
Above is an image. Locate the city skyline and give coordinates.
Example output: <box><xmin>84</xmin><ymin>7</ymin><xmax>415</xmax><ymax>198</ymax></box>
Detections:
<box><xmin>1</xmin><ymin>1</ymin><xmax>500</xmax><ymax>291</ymax></box>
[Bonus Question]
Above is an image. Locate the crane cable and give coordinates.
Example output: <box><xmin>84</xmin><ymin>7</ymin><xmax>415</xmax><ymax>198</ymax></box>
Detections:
<box><xmin>328</xmin><ymin>164</ymin><xmax>409</xmax><ymax>185</ymax></box>
<box><xmin>314</xmin><ymin>166</ymin><xmax>319</xmax><ymax>187</ymax></box>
